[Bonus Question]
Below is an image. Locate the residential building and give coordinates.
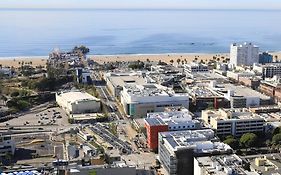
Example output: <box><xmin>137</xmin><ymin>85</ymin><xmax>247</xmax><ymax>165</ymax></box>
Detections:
<box><xmin>56</xmin><ymin>90</ymin><xmax>101</xmax><ymax>115</ymax></box>
<box><xmin>144</xmin><ymin>109</ymin><xmax>201</xmax><ymax>151</ymax></box>
<box><xmin>201</xmin><ymin>108</ymin><xmax>265</xmax><ymax>136</ymax></box>
<box><xmin>158</xmin><ymin>129</ymin><xmax>232</xmax><ymax>175</ymax></box>
<box><xmin>0</xmin><ymin>133</ymin><xmax>15</xmax><ymax>156</ymax></box>
<box><xmin>259</xmin><ymin>52</ymin><xmax>273</xmax><ymax>64</ymax></box>
<box><xmin>194</xmin><ymin>154</ymin><xmax>258</xmax><ymax>175</ymax></box>
<box><xmin>254</xmin><ymin>63</ymin><xmax>281</xmax><ymax>78</ymax></box>
<box><xmin>120</xmin><ymin>84</ymin><xmax>189</xmax><ymax>118</ymax></box>
<box><xmin>230</xmin><ymin>42</ymin><xmax>259</xmax><ymax>66</ymax></box>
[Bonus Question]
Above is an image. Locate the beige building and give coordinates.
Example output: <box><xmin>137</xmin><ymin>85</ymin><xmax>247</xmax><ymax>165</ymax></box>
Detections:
<box><xmin>202</xmin><ymin>108</ymin><xmax>265</xmax><ymax>136</ymax></box>
<box><xmin>120</xmin><ymin>84</ymin><xmax>189</xmax><ymax>118</ymax></box>
<box><xmin>56</xmin><ymin>90</ymin><xmax>101</xmax><ymax>115</ymax></box>
<box><xmin>104</xmin><ymin>72</ymin><xmax>146</xmax><ymax>98</ymax></box>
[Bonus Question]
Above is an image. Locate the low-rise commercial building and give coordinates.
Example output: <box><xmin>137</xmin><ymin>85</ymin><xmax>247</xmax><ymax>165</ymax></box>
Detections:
<box><xmin>159</xmin><ymin>129</ymin><xmax>232</xmax><ymax>175</ymax></box>
<box><xmin>202</xmin><ymin>108</ymin><xmax>265</xmax><ymax>136</ymax></box>
<box><xmin>247</xmin><ymin>155</ymin><xmax>281</xmax><ymax>175</ymax></box>
<box><xmin>186</xmin><ymin>81</ymin><xmax>229</xmax><ymax>111</ymax></box>
<box><xmin>76</xmin><ymin>68</ymin><xmax>91</xmax><ymax>84</ymax></box>
<box><xmin>259</xmin><ymin>76</ymin><xmax>281</xmax><ymax>102</ymax></box>
<box><xmin>144</xmin><ymin>109</ymin><xmax>201</xmax><ymax>151</ymax></box>
<box><xmin>120</xmin><ymin>84</ymin><xmax>189</xmax><ymax>118</ymax></box>
<box><xmin>213</xmin><ymin>83</ymin><xmax>272</xmax><ymax>108</ymax></box>
<box><xmin>226</xmin><ymin>70</ymin><xmax>255</xmax><ymax>81</ymax></box>
<box><xmin>183</xmin><ymin>62</ymin><xmax>209</xmax><ymax>74</ymax></box>
<box><xmin>194</xmin><ymin>154</ymin><xmax>258</xmax><ymax>175</ymax></box>
<box><xmin>104</xmin><ymin>72</ymin><xmax>147</xmax><ymax>98</ymax></box>
<box><xmin>56</xmin><ymin>90</ymin><xmax>101</xmax><ymax>115</ymax></box>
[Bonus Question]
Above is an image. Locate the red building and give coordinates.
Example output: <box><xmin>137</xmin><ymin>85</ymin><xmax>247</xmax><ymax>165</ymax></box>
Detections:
<box><xmin>144</xmin><ymin>118</ymin><xmax>168</xmax><ymax>151</ymax></box>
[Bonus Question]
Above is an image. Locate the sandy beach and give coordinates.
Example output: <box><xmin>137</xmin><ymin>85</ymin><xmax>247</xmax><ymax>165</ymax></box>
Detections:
<box><xmin>0</xmin><ymin>52</ymin><xmax>281</xmax><ymax>68</ymax></box>
<box><xmin>0</xmin><ymin>56</ymin><xmax>48</xmax><ymax>68</ymax></box>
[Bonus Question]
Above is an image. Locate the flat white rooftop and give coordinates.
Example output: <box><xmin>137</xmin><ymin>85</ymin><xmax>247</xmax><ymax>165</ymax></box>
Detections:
<box><xmin>57</xmin><ymin>91</ymin><xmax>100</xmax><ymax>104</ymax></box>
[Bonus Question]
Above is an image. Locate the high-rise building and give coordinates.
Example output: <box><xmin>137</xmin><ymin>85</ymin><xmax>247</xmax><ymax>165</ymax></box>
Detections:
<box><xmin>230</xmin><ymin>42</ymin><xmax>259</xmax><ymax>66</ymax></box>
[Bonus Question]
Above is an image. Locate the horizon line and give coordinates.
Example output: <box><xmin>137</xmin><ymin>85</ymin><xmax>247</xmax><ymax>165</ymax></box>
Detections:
<box><xmin>1</xmin><ymin>7</ymin><xmax>281</xmax><ymax>11</ymax></box>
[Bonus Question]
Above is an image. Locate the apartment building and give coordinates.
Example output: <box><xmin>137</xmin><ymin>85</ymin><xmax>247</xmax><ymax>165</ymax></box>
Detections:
<box><xmin>202</xmin><ymin>108</ymin><xmax>265</xmax><ymax>136</ymax></box>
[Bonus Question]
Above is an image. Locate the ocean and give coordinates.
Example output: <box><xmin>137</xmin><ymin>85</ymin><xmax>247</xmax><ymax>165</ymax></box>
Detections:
<box><xmin>0</xmin><ymin>9</ymin><xmax>281</xmax><ymax>57</ymax></box>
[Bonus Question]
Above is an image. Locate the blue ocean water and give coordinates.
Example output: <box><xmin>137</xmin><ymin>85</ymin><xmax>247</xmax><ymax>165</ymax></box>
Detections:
<box><xmin>0</xmin><ymin>9</ymin><xmax>281</xmax><ymax>56</ymax></box>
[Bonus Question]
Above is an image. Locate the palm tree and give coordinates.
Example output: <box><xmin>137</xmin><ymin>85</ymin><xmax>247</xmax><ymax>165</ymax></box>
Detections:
<box><xmin>177</xmin><ymin>58</ymin><xmax>181</xmax><ymax>65</ymax></box>
<box><xmin>170</xmin><ymin>59</ymin><xmax>174</xmax><ymax>64</ymax></box>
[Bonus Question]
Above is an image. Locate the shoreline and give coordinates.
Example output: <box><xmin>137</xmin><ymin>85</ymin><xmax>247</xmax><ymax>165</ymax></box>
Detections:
<box><xmin>0</xmin><ymin>52</ymin><xmax>281</xmax><ymax>68</ymax></box>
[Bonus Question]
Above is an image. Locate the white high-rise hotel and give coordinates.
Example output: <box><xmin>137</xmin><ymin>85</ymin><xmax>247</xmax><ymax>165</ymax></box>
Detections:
<box><xmin>230</xmin><ymin>42</ymin><xmax>259</xmax><ymax>66</ymax></box>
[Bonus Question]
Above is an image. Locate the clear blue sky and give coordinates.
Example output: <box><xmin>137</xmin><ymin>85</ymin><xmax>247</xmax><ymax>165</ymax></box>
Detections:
<box><xmin>0</xmin><ymin>0</ymin><xmax>280</xmax><ymax>9</ymax></box>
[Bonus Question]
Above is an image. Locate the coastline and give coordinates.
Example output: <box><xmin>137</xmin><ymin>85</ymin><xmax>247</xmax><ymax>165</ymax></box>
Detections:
<box><xmin>0</xmin><ymin>52</ymin><xmax>281</xmax><ymax>68</ymax></box>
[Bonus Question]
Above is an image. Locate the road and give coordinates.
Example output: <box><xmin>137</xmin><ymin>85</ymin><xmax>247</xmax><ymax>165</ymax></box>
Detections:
<box><xmin>90</xmin><ymin>70</ymin><xmax>123</xmax><ymax>119</ymax></box>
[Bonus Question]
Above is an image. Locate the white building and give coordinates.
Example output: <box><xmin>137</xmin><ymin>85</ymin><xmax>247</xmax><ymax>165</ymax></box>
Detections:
<box><xmin>146</xmin><ymin>110</ymin><xmax>201</xmax><ymax>131</ymax></box>
<box><xmin>0</xmin><ymin>133</ymin><xmax>15</xmax><ymax>156</ymax></box>
<box><xmin>76</xmin><ymin>68</ymin><xmax>91</xmax><ymax>84</ymax></box>
<box><xmin>56</xmin><ymin>90</ymin><xmax>101</xmax><ymax>115</ymax></box>
<box><xmin>230</xmin><ymin>42</ymin><xmax>259</xmax><ymax>66</ymax></box>
<box><xmin>159</xmin><ymin>130</ymin><xmax>232</xmax><ymax>175</ymax></box>
<box><xmin>211</xmin><ymin>82</ymin><xmax>272</xmax><ymax>108</ymax></box>
<box><xmin>183</xmin><ymin>62</ymin><xmax>209</xmax><ymax>74</ymax></box>
<box><xmin>202</xmin><ymin>108</ymin><xmax>265</xmax><ymax>136</ymax></box>
<box><xmin>194</xmin><ymin>154</ymin><xmax>258</xmax><ymax>175</ymax></box>
<box><xmin>120</xmin><ymin>84</ymin><xmax>189</xmax><ymax>118</ymax></box>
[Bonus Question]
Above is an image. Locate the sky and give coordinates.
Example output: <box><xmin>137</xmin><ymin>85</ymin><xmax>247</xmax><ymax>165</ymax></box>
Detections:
<box><xmin>0</xmin><ymin>0</ymin><xmax>280</xmax><ymax>10</ymax></box>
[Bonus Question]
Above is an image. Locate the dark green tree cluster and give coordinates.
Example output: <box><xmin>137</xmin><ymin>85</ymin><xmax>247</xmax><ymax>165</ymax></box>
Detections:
<box><xmin>73</xmin><ymin>45</ymin><xmax>90</xmax><ymax>55</ymax></box>
<box><xmin>7</xmin><ymin>99</ymin><xmax>30</xmax><ymax>111</ymax></box>
<box><xmin>271</xmin><ymin>127</ymin><xmax>281</xmax><ymax>145</ymax></box>
<box><xmin>128</xmin><ymin>60</ymin><xmax>145</xmax><ymax>70</ymax></box>
<box><xmin>223</xmin><ymin>133</ymin><xmax>258</xmax><ymax>150</ymax></box>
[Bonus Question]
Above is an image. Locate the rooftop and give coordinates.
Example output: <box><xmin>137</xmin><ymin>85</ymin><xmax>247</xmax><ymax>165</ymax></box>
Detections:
<box><xmin>196</xmin><ymin>154</ymin><xmax>257</xmax><ymax>175</ymax></box>
<box><xmin>106</xmin><ymin>73</ymin><xmax>146</xmax><ymax>88</ymax></box>
<box><xmin>214</xmin><ymin>83</ymin><xmax>271</xmax><ymax>100</ymax></box>
<box><xmin>56</xmin><ymin>90</ymin><xmax>100</xmax><ymax>104</ymax></box>
<box><xmin>204</xmin><ymin>108</ymin><xmax>265</xmax><ymax>121</ymax></box>
<box><xmin>147</xmin><ymin>110</ymin><xmax>198</xmax><ymax>124</ymax></box>
<box><xmin>124</xmin><ymin>83</ymin><xmax>187</xmax><ymax>97</ymax></box>
<box><xmin>160</xmin><ymin>129</ymin><xmax>232</xmax><ymax>153</ymax></box>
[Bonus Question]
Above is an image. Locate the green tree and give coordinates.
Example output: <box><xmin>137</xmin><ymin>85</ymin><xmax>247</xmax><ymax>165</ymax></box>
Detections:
<box><xmin>272</xmin><ymin>133</ymin><xmax>281</xmax><ymax>145</ymax></box>
<box><xmin>73</xmin><ymin>45</ymin><xmax>90</xmax><ymax>55</ymax></box>
<box><xmin>240</xmin><ymin>133</ymin><xmax>258</xmax><ymax>149</ymax></box>
<box><xmin>224</xmin><ymin>138</ymin><xmax>239</xmax><ymax>149</ymax></box>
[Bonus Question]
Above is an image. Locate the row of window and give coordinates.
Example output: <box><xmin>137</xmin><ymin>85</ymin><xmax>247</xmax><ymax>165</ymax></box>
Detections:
<box><xmin>169</xmin><ymin>125</ymin><xmax>195</xmax><ymax>130</ymax></box>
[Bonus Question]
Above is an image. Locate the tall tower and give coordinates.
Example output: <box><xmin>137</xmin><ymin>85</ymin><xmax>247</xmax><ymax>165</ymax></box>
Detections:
<box><xmin>230</xmin><ymin>42</ymin><xmax>259</xmax><ymax>66</ymax></box>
